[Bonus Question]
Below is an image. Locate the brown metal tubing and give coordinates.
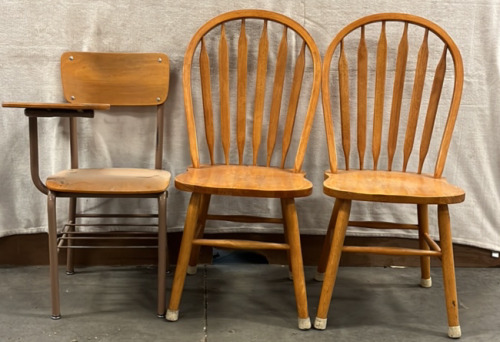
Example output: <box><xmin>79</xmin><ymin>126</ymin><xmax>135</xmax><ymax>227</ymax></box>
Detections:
<box><xmin>66</xmin><ymin>223</ymin><xmax>157</xmax><ymax>227</ymax></box>
<box><xmin>28</xmin><ymin>117</ymin><xmax>48</xmax><ymax>194</ymax></box>
<box><xmin>69</xmin><ymin>117</ymin><xmax>78</xmax><ymax>168</ymax></box>
<box><xmin>76</xmin><ymin>213</ymin><xmax>158</xmax><ymax>218</ymax></box>
<box><xmin>155</xmin><ymin>104</ymin><xmax>165</xmax><ymax>169</ymax></box>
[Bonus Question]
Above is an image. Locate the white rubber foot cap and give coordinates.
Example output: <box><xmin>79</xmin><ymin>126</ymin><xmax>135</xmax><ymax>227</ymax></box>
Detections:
<box><xmin>314</xmin><ymin>271</ymin><xmax>325</xmax><ymax>282</ymax></box>
<box><xmin>448</xmin><ymin>326</ymin><xmax>461</xmax><ymax>339</ymax></box>
<box><xmin>166</xmin><ymin>309</ymin><xmax>179</xmax><ymax>322</ymax></box>
<box><xmin>187</xmin><ymin>265</ymin><xmax>198</xmax><ymax>275</ymax></box>
<box><xmin>298</xmin><ymin>317</ymin><xmax>311</xmax><ymax>330</ymax></box>
<box><xmin>420</xmin><ymin>277</ymin><xmax>432</xmax><ymax>288</ymax></box>
<box><xmin>314</xmin><ymin>317</ymin><xmax>327</xmax><ymax>330</ymax></box>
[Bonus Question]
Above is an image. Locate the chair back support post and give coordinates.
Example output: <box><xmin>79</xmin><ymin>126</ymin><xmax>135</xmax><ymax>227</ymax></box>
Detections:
<box><xmin>155</xmin><ymin>103</ymin><xmax>165</xmax><ymax>170</ymax></box>
<box><xmin>69</xmin><ymin>117</ymin><xmax>78</xmax><ymax>169</ymax></box>
<box><xmin>28</xmin><ymin>117</ymin><xmax>48</xmax><ymax>194</ymax></box>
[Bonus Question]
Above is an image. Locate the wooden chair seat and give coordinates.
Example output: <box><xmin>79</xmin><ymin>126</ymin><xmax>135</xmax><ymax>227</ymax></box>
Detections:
<box><xmin>46</xmin><ymin>168</ymin><xmax>171</xmax><ymax>194</ymax></box>
<box><xmin>175</xmin><ymin>165</ymin><xmax>312</xmax><ymax>198</ymax></box>
<box><xmin>324</xmin><ymin>170</ymin><xmax>464</xmax><ymax>204</ymax></box>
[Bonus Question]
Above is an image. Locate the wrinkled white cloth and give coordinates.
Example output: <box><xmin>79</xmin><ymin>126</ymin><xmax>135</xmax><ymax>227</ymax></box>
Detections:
<box><xmin>0</xmin><ymin>0</ymin><xmax>498</xmax><ymax>252</ymax></box>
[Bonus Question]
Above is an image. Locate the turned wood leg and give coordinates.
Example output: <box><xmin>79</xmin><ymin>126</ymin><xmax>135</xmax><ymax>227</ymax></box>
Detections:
<box><xmin>438</xmin><ymin>204</ymin><xmax>461</xmax><ymax>339</ymax></box>
<box><xmin>166</xmin><ymin>192</ymin><xmax>202</xmax><ymax>322</ymax></box>
<box><xmin>157</xmin><ymin>191</ymin><xmax>168</xmax><ymax>318</ymax></box>
<box><xmin>65</xmin><ymin>197</ymin><xmax>77</xmax><ymax>275</ymax></box>
<box><xmin>315</xmin><ymin>199</ymin><xmax>341</xmax><ymax>281</ymax></box>
<box><xmin>281</xmin><ymin>198</ymin><xmax>311</xmax><ymax>330</ymax></box>
<box><xmin>280</xmin><ymin>201</ymin><xmax>293</xmax><ymax>280</ymax></box>
<box><xmin>188</xmin><ymin>194</ymin><xmax>210</xmax><ymax>275</ymax></box>
<box><xmin>47</xmin><ymin>191</ymin><xmax>61</xmax><ymax>319</ymax></box>
<box><xmin>314</xmin><ymin>199</ymin><xmax>351</xmax><ymax>330</ymax></box>
<box><xmin>418</xmin><ymin>204</ymin><xmax>432</xmax><ymax>288</ymax></box>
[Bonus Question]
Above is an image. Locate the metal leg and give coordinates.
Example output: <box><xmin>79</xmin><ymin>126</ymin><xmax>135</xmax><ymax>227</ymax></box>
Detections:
<box><xmin>66</xmin><ymin>197</ymin><xmax>77</xmax><ymax>275</ymax></box>
<box><xmin>47</xmin><ymin>191</ymin><xmax>61</xmax><ymax>319</ymax></box>
<box><xmin>157</xmin><ymin>192</ymin><xmax>167</xmax><ymax>318</ymax></box>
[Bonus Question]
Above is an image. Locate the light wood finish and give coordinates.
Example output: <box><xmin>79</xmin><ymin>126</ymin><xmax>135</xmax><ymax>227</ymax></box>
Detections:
<box><xmin>60</xmin><ymin>52</ymin><xmax>169</xmax><ymax>106</ymax></box>
<box><xmin>175</xmin><ymin>165</ymin><xmax>312</xmax><ymax>198</ymax></box>
<box><xmin>3</xmin><ymin>52</ymin><xmax>170</xmax><ymax>320</ymax></box>
<box><xmin>252</xmin><ymin>21</ymin><xmax>269</xmax><ymax>165</ymax></box>
<box><xmin>219</xmin><ymin>24</ymin><xmax>230</xmax><ymax>164</ymax></box>
<box><xmin>318</xmin><ymin>13</ymin><xmax>464</xmax><ymax>338</ymax></box>
<box><xmin>200</xmin><ymin>38</ymin><xmax>215</xmax><ymax>164</ymax></box>
<box><xmin>192</xmin><ymin>239</ymin><xmax>289</xmax><ymax>250</ymax></box>
<box><xmin>323</xmin><ymin>170</ymin><xmax>464</xmax><ymax>204</ymax></box>
<box><xmin>46</xmin><ymin>168</ymin><xmax>171</xmax><ymax>195</ymax></box>
<box><xmin>3</xmin><ymin>102</ymin><xmax>110</xmax><ymax>111</ymax></box>
<box><xmin>237</xmin><ymin>20</ymin><xmax>248</xmax><ymax>165</ymax></box>
<box><xmin>266</xmin><ymin>26</ymin><xmax>288</xmax><ymax>167</ymax></box>
<box><xmin>168</xmin><ymin>9</ymin><xmax>321</xmax><ymax>330</ymax></box>
<box><xmin>387</xmin><ymin>23</ymin><xmax>408</xmax><ymax>170</ymax></box>
<box><xmin>357</xmin><ymin>27</ymin><xmax>367</xmax><ymax>169</ymax></box>
<box><xmin>372</xmin><ymin>21</ymin><xmax>387</xmax><ymax>170</ymax></box>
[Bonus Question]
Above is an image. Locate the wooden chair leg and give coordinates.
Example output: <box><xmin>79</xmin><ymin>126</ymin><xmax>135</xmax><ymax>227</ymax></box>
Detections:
<box><xmin>418</xmin><ymin>204</ymin><xmax>432</xmax><ymax>288</ymax></box>
<box><xmin>280</xmin><ymin>202</ymin><xmax>293</xmax><ymax>280</ymax></box>
<box><xmin>47</xmin><ymin>191</ymin><xmax>61</xmax><ymax>319</ymax></box>
<box><xmin>314</xmin><ymin>199</ymin><xmax>351</xmax><ymax>330</ymax></box>
<box><xmin>315</xmin><ymin>199</ymin><xmax>341</xmax><ymax>281</ymax></box>
<box><xmin>188</xmin><ymin>194</ymin><xmax>210</xmax><ymax>275</ymax></box>
<box><xmin>281</xmin><ymin>198</ymin><xmax>311</xmax><ymax>330</ymax></box>
<box><xmin>438</xmin><ymin>204</ymin><xmax>461</xmax><ymax>339</ymax></box>
<box><xmin>166</xmin><ymin>192</ymin><xmax>202</xmax><ymax>322</ymax></box>
<box><xmin>65</xmin><ymin>197</ymin><xmax>77</xmax><ymax>275</ymax></box>
<box><xmin>157</xmin><ymin>191</ymin><xmax>168</xmax><ymax>318</ymax></box>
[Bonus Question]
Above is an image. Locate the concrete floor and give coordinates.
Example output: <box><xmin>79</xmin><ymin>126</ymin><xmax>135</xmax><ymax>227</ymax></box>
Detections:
<box><xmin>0</xmin><ymin>259</ymin><xmax>499</xmax><ymax>341</ymax></box>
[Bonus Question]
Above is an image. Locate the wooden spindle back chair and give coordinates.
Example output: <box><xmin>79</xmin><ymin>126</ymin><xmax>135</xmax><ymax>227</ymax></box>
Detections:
<box><xmin>3</xmin><ymin>52</ymin><xmax>171</xmax><ymax>319</ymax></box>
<box><xmin>315</xmin><ymin>13</ymin><xmax>465</xmax><ymax>338</ymax></box>
<box><xmin>167</xmin><ymin>9</ymin><xmax>321</xmax><ymax>330</ymax></box>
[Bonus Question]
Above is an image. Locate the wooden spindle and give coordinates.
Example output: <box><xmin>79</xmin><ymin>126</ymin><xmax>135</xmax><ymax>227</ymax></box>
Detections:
<box><xmin>387</xmin><ymin>23</ymin><xmax>408</xmax><ymax>170</ymax></box>
<box><xmin>280</xmin><ymin>42</ymin><xmax>305</xmax><ymax>168</ymax></box>
<box><xmin>266</xmin><ymin>26</ymin><xmax>288</xmax><ymax>166</ymax></box>
<box><xmin>403</xmin><ymin>29</ymin><xmax>429</xmax><ymax>172</ymax></box>
<box><xmin>372</xmin><ymin>21</ymin><xmax>387</xmax><ymax>170</ymax></box>
<box><xmin>237</xmin><ymin>20</ymin><xmax>248</xmax><ymax>165</ymax></box>
<box><xmin>199</xmin><ymin>38</ymin><xmax>215</xmax><ymax>164</ymax></box>
<box><xmin>339</xmin><ymin>40</ymin><xmax>351</xmax><ymax>170</ymax></box>
<box><xmin>219</xmin><ymin>24</ymin><xmax>230</xmax><ymax>165</ymax></box>
<box><xmin>252</xmin><ymin>21</ymin><xmax>268</xmax><ymax>165</ymax></box>
<box><xmin>419</xmin><ymin>46</ymin><xmax>447</xmax><ymax>174</ymax></box>
<box><xmin>357</xmin><ymin>26</ymin><xmax>367</xmax><ymax>170</ymax></box>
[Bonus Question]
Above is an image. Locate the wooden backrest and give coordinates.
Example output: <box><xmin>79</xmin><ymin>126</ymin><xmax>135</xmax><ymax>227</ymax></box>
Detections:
<box><xmin>322</xmin><ymin>13</ymin><xmax>463</xmax><ymax>178</ymax></box>
<box><xmin>61</xmin><ymin>52</ymin><xmax>169</xmax><ymax>106</ymax></box>
<box><xmin>183</xmin><ymin>10</ymin><xmax>321</xmax><ymax>171</ymax></box>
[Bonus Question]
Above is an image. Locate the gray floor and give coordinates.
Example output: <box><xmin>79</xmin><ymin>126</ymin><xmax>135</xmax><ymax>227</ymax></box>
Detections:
<box><xmin>0</xmin><ymin>261</ymin><xmax>499</xmax><ymax>341</ymax></box>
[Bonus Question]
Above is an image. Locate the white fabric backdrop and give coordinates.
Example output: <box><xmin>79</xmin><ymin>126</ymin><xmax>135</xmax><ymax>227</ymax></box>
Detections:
<box><xmin>1</xmin><ymin>0</ymin><xmax>499</xmax><ymax>252</ymax></box>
